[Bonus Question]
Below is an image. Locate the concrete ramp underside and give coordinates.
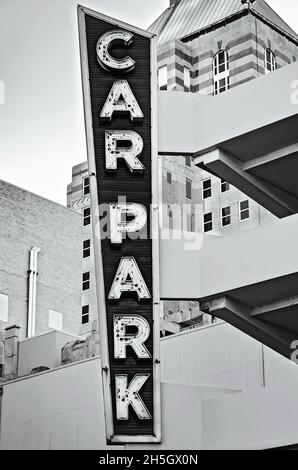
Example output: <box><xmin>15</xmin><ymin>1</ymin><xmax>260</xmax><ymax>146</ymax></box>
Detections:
<box><xmin>160</xmin><ymin>215</ymin><xmax>298</xmax><ymax>359</ymax></box>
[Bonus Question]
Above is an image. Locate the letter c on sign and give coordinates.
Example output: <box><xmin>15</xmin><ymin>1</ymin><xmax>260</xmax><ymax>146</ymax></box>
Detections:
<box><xmin>96</xmin><ymin>30</ymin><xmax>136</xmax><ymax>72</ymax></box>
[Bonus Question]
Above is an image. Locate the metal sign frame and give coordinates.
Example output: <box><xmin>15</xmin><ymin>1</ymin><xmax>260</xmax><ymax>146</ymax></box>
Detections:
<box><xmin>78</xmin><ymin>5</ymin><xmax>161</xmax><ymax>444</ymax></box>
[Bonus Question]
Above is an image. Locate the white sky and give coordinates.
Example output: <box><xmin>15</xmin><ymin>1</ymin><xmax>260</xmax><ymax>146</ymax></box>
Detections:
<box><xmin>0</xmin><ymin>0</ymin><xmax>297</xmax><ymax>205</ymax></box>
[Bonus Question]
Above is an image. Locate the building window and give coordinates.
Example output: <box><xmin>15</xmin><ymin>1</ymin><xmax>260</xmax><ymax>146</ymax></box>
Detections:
<box><xmin>83</xmin><ymin>239</ymin><xmax>90</xmax><ymax>258</ymax></box>
<box><xmin>213</xmin><ymin>50</ymin><xmax>230</xmax><ymax>95</ymax></box>
<box><xmin>239</xmin><ymin>200</ymin><xmax>250</xmax><ymax>221</ymax></box>
<box><xmin>185</xmin><ymin>156</ymin><xmax>192</xmax><ymax>167</ymax></box>
<box><xmin>186</xmin><ymin>178</ymin><xmax>192</xmax><ymax>199</ymax></box>
<box><xmin>265</xmin><ymin>49</ymin><xmax>276</xmax><ymax>74</ymax></box>
<box><xmin>48</xmin><ymin>310</ymin><xmax>63</xmax><ymax>331</ymax></box>
<box><xmin>221</xmin><ymin>179</ymin><xmax>230</xmax><ymax>193</ymax></box>
<box><xmin>167</xmin><ymin>172</ymin><xmax>172</xmax><ymax>184</ymax></box>
<box><xmin>203</xmin><ymin>212</ymin><xmax>213</xmax><ymax>233</ymax></box>
<box><xmin>82</xmin><ymin>305</ymin><xmax>89</xmax><ymax>325</ymax></box>
<box><xmin>184</xmin><ymin>67</ymin><xmax>191</xmax><ymax>90</ymax></box>
<box><xmin>82</xmin><ymin>272</ymin><xmax>90</xmax><ymax>291</ymax></box>
<box><xmin>83</xmin><ymin>207</ymin><xmax>91</xmax><ymax>226</ymax></box>
<box><xmin>0</xmin><ymin>293</ymin><xmax>8</xmax><ymax>323</ymax></box>
<box><xmin>202</xmin><ymin>179</ymin><xmax>212</xmax><ymax>199</ymax></box>
<box><xmin>83</xmin><ymin>176</ymin><xmax>90</xmax><ymax>195</ymax></box>
<box><xmin>0</xmin><ymin>343</ymin><xmax>4</xmax><ymax>378</ymax></box>
<box><xmin>168</xmin><ymin>206</ymin><xmax>173</xmax><ymax>230</ymax></box>
<box><xmin>158</xmin><ymin>66</ymin><xmax>168</xmax><ymax>90</ymax></box>
<box><xmin>221</xmin><ymin>206</ymin><xmax>231</xmax><ymax>227</ymax></box>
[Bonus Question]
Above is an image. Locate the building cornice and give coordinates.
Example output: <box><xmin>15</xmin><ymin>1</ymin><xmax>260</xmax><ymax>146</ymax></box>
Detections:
<box><xmin>181</xmin><ymin>9</ymin><xmax>298</xmax><ymax>46</ymax></box>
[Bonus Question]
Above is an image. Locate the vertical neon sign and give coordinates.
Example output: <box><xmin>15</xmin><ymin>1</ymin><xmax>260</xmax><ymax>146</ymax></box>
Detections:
<box><xmin>78</xmin><ymin>6</ymin><xmax>161</xmax><ymax>444</ymax></box>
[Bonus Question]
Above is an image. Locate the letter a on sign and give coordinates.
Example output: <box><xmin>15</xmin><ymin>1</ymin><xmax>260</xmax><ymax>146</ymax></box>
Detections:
<box><xmin>109</xmin><ymin>257</ymin><xmax>151</xmax><ymax>301</ymax></box>
<box><xmin>78</xmin><ymin>6</ymin><xmax>160</xmax><ymax>444</ymax></box>
<box><xmin>100</xmin><ymin>80</ymin><xmax>144</xmax><ymax>122</ymax></box>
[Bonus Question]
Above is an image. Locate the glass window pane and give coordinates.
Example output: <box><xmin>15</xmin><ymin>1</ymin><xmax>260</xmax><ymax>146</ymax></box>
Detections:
<box><xmin>240</xmin><ymin>200</ymin><xmax>250</xmax><ymax>220</ymax></box>
<box><xmin>219</xmin><ymin>63</ymin><xmax>225</xmax><ymax>74</ymax></box>
<box><xmin>184</xmin><ymin>67</ymin><xmax>191</xmax><ymax>89</ymax></box>
<box><xmin>186</xmin><ymin>179</ymin><xmax>192</xmax><ymax>199</ymax></box>
<box><xmin>240</xmin><ymin>200</ymin><xmax>249</xmax><ymax>211</ymax></box>
<box><xmin>82</xmin><ymin>305</ymin><xmax>89</xmax><ymax>324</ymax></box>
<box><xmin>214</xmin><ymin>50</ymin><xmax>229</xmax><ymax>95</ymax></box>
<box><xmin>203</xmin><ymin>179</ymin><xmax>211</xmax><ymax>189</ymax></box>
<box><xmin>204</xmin><ymin>213</ymin><xmax>212</xmax><ymax>223</ymax></box>
<box><xmin>158</xmin><ymin>66</ymin><xmax>168</xmax><ymax>90</ymax></box>
<box><xmin>222</xmin><ymin>206</ymin><xmax>231</xmax><ymax>226</ymax></box>
<box><xmin>203</xmin><ymin>179</ymin><xmax>211</xmax><ymax>198</ymax></box>
<box><xmin>218</xmin><ymin>51</ymin><xmax>225</xmax><ymax>64</ymax></box>
<box><xmin>221</xmin><ymin>180</ymin><xmax>230</xmax><ymax>192</ymax></box>
<box><xmin>265</xmin><ymin>49</ymin><xmax>276</xmax><ymax>73</ymax></box>
<box><xmin>83</xmin><ymin>239</ymin><xmax>90</xmax><ymax>258</ymax></box>
<box><xmin>241</xmin><ymin>210</ymin><xmax>249</xmax><ymax>220</ymax></box>
<box><xmin>83</xmin><ymin>177</ymin><xmax>90</xmax><ymax>195</ymax></box>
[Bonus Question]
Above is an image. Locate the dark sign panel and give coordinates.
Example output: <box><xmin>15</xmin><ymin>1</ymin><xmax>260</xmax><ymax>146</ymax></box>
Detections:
<box><xmin>78</xmin><ymin>6</ymin><xmax>160</xmax><ymax>444</ymax></box>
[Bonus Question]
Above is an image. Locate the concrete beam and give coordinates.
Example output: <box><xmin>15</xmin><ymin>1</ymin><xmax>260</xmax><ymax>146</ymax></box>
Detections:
<box><xmin>200</xmin><ymin>296</ymin><xmax>296</xmax><ymax>358</ymax></box>
<box><xmin>160</xmin><ymin>320</ymin><xmax>181</xmax><ymax>335</ymax></box>
<box><xmin>242</xmin><ymin>143</ymin><xmax>298</xmax><ymax>171</ymax></box>
<box><xmin>251</xmin><ymin>295</ymin><xmax>298</xmax><ymax>317</ymax></box>
<box><xmin>196</xmin><ymin>148</ymin><xmax>298</xmax><ymax>218</ymax></box>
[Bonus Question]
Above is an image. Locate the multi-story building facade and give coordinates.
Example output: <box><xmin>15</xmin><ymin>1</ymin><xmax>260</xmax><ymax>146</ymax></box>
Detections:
<box><xmin>160</xmin><ymin>154</ymin><xmax>277</xmax><ymax>333</ymax></box>
<box><xmin>1</xmin><ymin>1</ymin><xmax>298</xmax><ymax>451</ymax></box>
<box><xmin>0</xmin><ymin>179</ymin><xmax>83</xmax><ymax>376</ymax></box>
<box><xmin>150</xmin><ymin>0</ymin><xmax>298</xmax><ymax>95</ymax></box>
<box><xmin>150</xmin><ymin>0</ymin><xmax>298</xmax><ymax>332</ymax></box>
<box><xmin>67</xmin><ymin>0</ymin><xmax>298</xmax><ymax>335</ymax></box>
<box><xmin>67</xmin><ymin>163</ymin><xmax>98</xmax><ymax>336</ymax></box>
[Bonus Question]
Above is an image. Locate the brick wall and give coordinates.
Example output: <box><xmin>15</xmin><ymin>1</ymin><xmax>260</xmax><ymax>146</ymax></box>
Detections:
<box><xmin>0</xmin><ymin>180</ymin><xmax>82</xmax><ymax>339</ymax></box>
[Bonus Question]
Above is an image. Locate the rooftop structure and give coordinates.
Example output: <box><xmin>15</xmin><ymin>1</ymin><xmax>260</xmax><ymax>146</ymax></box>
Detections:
<box><xmin>150</xmin><ymin>0</ymin><xmax>298</xmax><ymax>45</ymax></box>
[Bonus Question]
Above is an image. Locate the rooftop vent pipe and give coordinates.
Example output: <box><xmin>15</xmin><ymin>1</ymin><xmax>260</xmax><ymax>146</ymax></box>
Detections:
<box><xmin>27</xmin><ymin>247</ymin><xmax>40</xmax><ymax>338</ymax></box>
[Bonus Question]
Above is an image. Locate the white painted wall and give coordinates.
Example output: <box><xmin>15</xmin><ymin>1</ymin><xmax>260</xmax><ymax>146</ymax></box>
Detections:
<box><xmin>127</xmin><ymin>383</ymin><xmax>233</xmax><ymax>451</ymax></box>
<box><xmin>158</xmin><ymin>62</ymin><xmax>298</xmax><ymax>154</ymax></box>
<box><xmin>160</xmin><ymin>213</ymin><xmax>298</xmax><ymax>299</ymax></box>
<box><xmin>0</xmin><ymin>356</ymin><xmax>228</xmax><ymax>450</ymax></box>
<box><xmin>161</xmin><ymin>322</ymin><xmax>298</xmax><ymax>391</ymax></box>
<box><xmin>1</xmin><ymin>325</ymin><xmax>298</xmax><ymax>450</ymax></box>
<box><xmin>0</xmin><ymin>357</ymin><xmax>118</xmax><ymax>450</ymax></box>
<box><xmin>18</xmin><ymin>331</ymin><xmax>82</xmax><ymax>377</ymax></box>
<box><xmin>202</xmin><ymin>378</ymin><xmax>298</xmax><ymax>449</ymax></box>
<box><xmin>161</xmin><ymin>322</ymin><xmax>263</xmax><ymax>390</ymax></box>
